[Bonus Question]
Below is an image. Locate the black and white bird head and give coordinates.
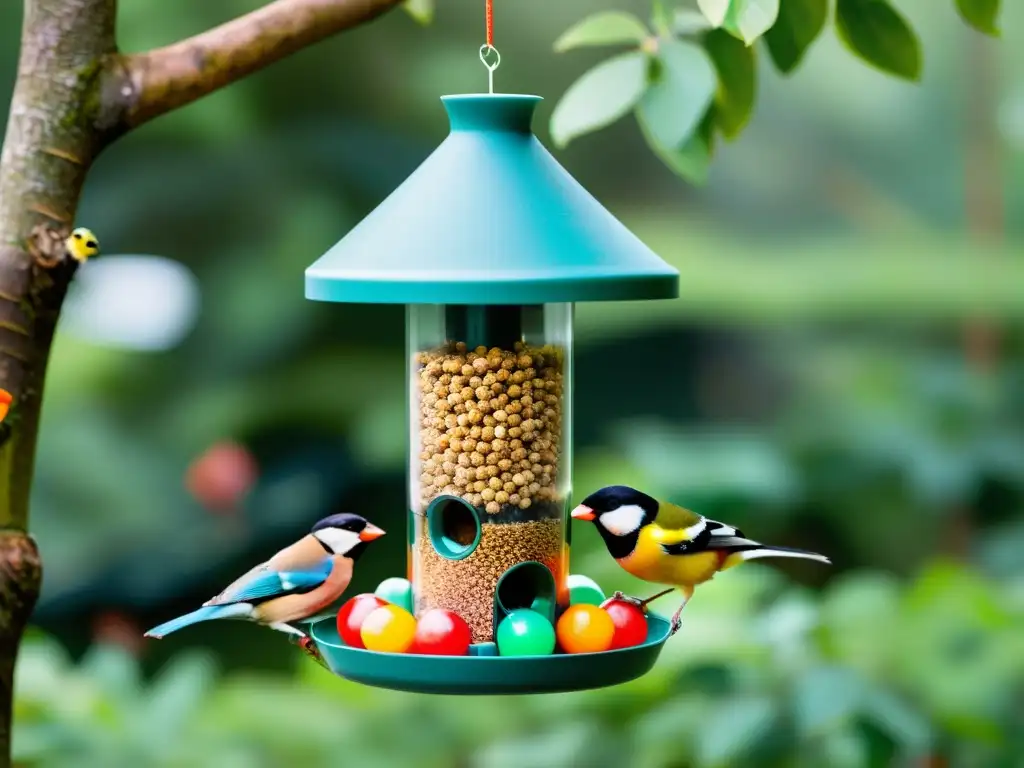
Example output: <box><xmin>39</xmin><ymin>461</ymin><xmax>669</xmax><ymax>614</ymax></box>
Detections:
<box><xmin>571</xmin><ymin>485</ymin><xmax>659</xmax><ymax>539</ymax></box>
<box><xmin>311</xmin><ymin>513</ymin><xmax>385</xmax><ymax>559</ymax></box>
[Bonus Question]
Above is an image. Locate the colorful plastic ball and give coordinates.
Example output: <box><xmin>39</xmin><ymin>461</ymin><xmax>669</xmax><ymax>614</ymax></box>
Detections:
<box><xmin>374</xmin><ymin>577</ymin><xmax>414</xmax><ymax>613</ymax></box>
<box><xmin>496</xmin><ymin>609</ymin><xmax>556</xmax><ymax>657</ymax></box>
<box><xmin>530</xmin><ymin>596</ymin><xmax>553</xmax><ymax>617</ymax></box>
<box><xmin>360</xmin><ymin>604</ymin><xmax>418</xmax><ymax>654</ymax></box>
<box><xmin>411</xmin><ymin>609</ymin><xmax>472</xmax><ymax>656</ymax></box>
<box><xmin>567</xmin><ymin>573</ymin><xmax>606</xmax><ymax>606</ymax></box>
<box><xmin>600</xmin><ymin>597</ymin><xmax>648</xmax><ymax>649</ymax></box>
<box><xmin>337</xmin><ymin>593</ymin><xmax>388</xmax><ymax>649</ymax></box>
<box><xmin>556</xmin><ymin>604</ymin><xmax>615</xmax><ymax>654</ymax></box>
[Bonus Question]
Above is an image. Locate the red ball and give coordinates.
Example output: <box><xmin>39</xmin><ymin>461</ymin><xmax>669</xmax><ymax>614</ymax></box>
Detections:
<box><xmin>600</xmin><ymin>598</ymin><xmax>648</xmax><ymax>649</ymax></box>
<box><xmin>337</xmin><ymin>594</ymin><xmax>388</xmax><ymax>648</ymax></box>
<box><xmin>411</xmin><ymin>609</ymin><xmax>472</xmax><ymax>656</ymax></box>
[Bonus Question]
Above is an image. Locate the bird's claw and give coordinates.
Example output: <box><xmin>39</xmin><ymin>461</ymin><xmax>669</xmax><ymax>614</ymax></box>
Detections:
<box><xmin>611</xmin><ymin>591</ymin><xmax>647</xmax><ymax>610</ymax></box>
<box><xmin>669</xmin><ymin>617</ymin><xmax>682</xmax><ymax>636</ymax></box>
<box><xmin>291</xmin><ymin>635</ymin><xmax>328</xmax><ymax>667</ymax></box>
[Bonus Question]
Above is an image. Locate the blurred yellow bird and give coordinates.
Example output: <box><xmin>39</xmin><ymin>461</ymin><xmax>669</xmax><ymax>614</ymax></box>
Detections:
<box><xmin>65</xmin><ymin>227</ymin><xmax>99</xmax><ymax>262</ymax></box>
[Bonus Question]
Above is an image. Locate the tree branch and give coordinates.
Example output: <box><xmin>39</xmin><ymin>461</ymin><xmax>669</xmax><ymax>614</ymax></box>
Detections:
<box><xmin>0</xmin><ymin>0</ymin><xmax>119</xmax><ymax>531</ymax></box>
<box><xmin>109</xmin><ymin>0</ymin><xmax>403</xmax><ymax>130</ymax></box>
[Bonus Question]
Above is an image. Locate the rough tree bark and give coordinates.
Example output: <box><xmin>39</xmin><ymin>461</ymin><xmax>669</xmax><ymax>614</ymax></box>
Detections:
<box><xmin>0</xmin><ymin>0</ymin><xmax>401</xmax><ymax>763</ymax></box>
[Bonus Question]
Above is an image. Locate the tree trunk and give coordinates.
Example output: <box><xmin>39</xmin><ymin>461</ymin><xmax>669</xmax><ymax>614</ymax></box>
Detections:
<box><xmin>0</xmin><ymin>534</ymin><xmax>40</xmax><ymax>761</ymax></box>
<box><xmin>0</xmin><ymin>0</ymin><xmax>399</xmax><ymax>762</ymax></box>
<box><xmin>0</xmin><ymin>2</ymin><xmax>116</xmax><ymax>763</ymax></box>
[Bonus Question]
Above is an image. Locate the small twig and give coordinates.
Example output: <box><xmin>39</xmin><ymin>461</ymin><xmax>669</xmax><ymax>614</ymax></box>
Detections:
<box><xmin>610</xmin><ymin>588</ymin><xmax>675</xmax><ymax>609</ymax></box>
<box><xmin>0</xmin><ymin>323</ymin><xmax>29</xmax><ymax>339</ymax></box>
<box><xmin>40</xmin><ymin>147</ymin><xmax>84</xmax><ymax>166</ymax></box>
<box><xmin>638</xmin><ymin>587</ymin><xmax>675</xmax><ymax>607</ymax></box>
<box><xmin>116</xmin><ymin>0</ymin><xmax>403</xmax><ymax>129</ymax></box>
<box><xmin>27</xmin><ymin>205</ymin><xmax>69</xmax><ymax>224</ymax></box>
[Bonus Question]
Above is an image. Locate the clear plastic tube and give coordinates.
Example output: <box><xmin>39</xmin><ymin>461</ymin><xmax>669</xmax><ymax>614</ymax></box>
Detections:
<box><xmin>406</xmin><ymin>304</ymin><xmax>572</xmax><ymax>642</ymax></box>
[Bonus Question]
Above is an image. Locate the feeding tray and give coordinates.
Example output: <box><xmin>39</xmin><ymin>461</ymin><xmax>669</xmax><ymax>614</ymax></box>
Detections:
<box><xmin>308</xmin><ymin>612</ymin><xmax>672</xmax><ymax>695</ymax></box>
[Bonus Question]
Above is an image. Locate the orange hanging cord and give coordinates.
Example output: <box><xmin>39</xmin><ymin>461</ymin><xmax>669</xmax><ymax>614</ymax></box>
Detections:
<box><xmin>479</xmin><ymin>0</ymin><xmax>500</xmax><ymax>93</ymax></box>
<box><xmin>485</xmin><ymin>0</ymin><xmax>494</xmax><ymax>48</ymax></box>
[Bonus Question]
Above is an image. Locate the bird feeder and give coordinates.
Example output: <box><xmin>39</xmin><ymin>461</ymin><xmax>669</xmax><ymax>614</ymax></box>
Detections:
<box><xmin>304</xmin><ymin>93</ymin><xmax>679</xmax><ymax>694</ymax></box>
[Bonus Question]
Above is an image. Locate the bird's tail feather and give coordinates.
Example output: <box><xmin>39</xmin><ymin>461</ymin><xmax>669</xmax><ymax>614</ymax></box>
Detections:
<box><xmin>722</xmin><ymin>546</ymin><xmax>831</xmax><ymax>570</ymax></box>
<box><xmin>144</xmin><ymin>603</ymin><xmax>252</xmax><ymax>639</ymax></box>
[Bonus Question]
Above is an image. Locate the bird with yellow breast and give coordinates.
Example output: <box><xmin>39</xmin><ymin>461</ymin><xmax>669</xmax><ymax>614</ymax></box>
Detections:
<box><xmin>572</xmin><ymin>485</ymin><xmax>830</xmax><ymax>635</ymax></box>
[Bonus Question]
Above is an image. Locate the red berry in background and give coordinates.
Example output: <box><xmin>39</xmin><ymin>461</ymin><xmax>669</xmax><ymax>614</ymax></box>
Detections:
<box><xmin>411</xmin><ymin>609</ymin><xmax>472</xmax><ymax>656</ymax></box>
<box><xmin>337</xmin><ymin>594</ymin><xmax>388</xmax><ymax>648</ymax></box>
<box><xmin>600</xmin><ymin>597</ymin><xmax>648</xmax><ymax>649</ymax></box>
<box><xmin>92</xmin><ymin>611</ymin><xmax>143</xmax><ymax>657</ymax></box>
<box><xmin>185</xmin><ymin>441</ymin><xmax>258</xmax><ymax>513</ymax></box>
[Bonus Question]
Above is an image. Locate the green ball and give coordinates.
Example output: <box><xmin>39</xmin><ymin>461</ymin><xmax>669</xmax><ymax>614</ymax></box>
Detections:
<box><xmin>374</xmin><ymin>577</ymin><xmax>413</xmax><ymax>613</ymax></box>
<box><xmin>496</xmin><ymin>609</ymin><xmax>556</xmax><ymax>656</ymax></box>
<box><xmin>529</xmin><ymin>595</ymin><xmax>553</xmax><ymax>618</ymax></box>
<box><xmin>567</xmin><ymin>574</ymin><xmax>606</xmax><ymax>606</ymax></box>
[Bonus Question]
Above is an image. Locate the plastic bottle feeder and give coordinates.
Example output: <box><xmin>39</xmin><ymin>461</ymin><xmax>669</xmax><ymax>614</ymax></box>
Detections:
<box><xmin>304</xmin><ymin>94</ymin><xmax>679</xmax><ymax>694</ymax></box>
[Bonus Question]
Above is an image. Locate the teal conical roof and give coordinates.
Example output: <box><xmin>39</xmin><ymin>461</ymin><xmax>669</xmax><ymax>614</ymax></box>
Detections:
<box><xmin>305</xmin><ymin>94</ymin><xmax>678</xmax><ymax>305</ymax></box>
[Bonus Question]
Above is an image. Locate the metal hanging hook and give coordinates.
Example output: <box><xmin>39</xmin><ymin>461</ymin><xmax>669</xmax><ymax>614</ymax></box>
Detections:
<box><xmin>479</xmin><ymin>44</ymin><xmax>500</xmax><ymax>94</ymax></box>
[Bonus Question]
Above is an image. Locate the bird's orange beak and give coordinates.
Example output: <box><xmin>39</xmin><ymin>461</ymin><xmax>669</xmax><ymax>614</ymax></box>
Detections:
<box><xmin>359</xmin><ymin>523</ymin><xmax>386</xmax><ymax>542</ymax></box>
<box><xmin>571</xmin><ymin>504</ymin><xmax>595</xmax><ymax>521</ymax></box>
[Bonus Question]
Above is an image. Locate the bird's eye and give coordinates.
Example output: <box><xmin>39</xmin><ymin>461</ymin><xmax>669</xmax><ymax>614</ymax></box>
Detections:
<box><xmin>73</xmin><ymin>233</ymin><xmax>82</xmax><ymax>240</ymax></box>
<box><xmin>86</xmin><ymin>241</ymin><xmax>97</xmax><ymax>248</ymax></box>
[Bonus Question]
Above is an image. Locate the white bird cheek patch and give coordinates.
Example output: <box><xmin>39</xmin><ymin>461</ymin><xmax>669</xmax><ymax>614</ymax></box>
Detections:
<box><xmin>317</xmin><ymin>529</ymin><xmax>360</xmax><ymax>555</ymax></box>
<box><xmin>599</xmin><ymin>505</ymin><xmax>646</xmax><ymax>537</ymax></box>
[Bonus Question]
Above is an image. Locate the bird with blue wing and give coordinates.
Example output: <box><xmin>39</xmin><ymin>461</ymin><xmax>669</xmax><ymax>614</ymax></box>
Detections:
<box><xmin>572</xmin><ymin>486</ymin><xmax>830</xmax><ymax>635</ymax></box>
<box><xmin>144</xmin><ymin>513</ymin><xmax>385</xmax><ymax>640</ymax></box>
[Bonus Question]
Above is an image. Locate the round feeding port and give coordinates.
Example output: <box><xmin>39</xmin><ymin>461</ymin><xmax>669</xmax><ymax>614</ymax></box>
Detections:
<box><xmin>427</xmin><ymin>496</ymin><xmax>482</xmax><ymax>561</ymax></box>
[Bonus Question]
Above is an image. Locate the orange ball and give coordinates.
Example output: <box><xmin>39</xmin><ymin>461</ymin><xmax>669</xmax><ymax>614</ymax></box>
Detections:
<box><xmin>556</xmin><ymin>604</ymin><xmax>615</xmax><ymax>654</ymax></box>
<box><xmin>360</xmin><ymin>604</ymin><xmax>418</xmax><ymax>654</ymax></box>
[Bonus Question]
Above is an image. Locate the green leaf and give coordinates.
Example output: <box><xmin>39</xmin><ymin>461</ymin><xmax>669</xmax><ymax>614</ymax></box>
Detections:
<box><xmin>141</xmin><ymin>652</ymin><xmax>218</xmax><ymax>748</ymax></box>
<box><xmin>638</xmin><ymin>40</ymin><xmax>717</xmax><ymax>149</ymax></box>
<box><xmin>793</xmin><ymin>666</ymin><xmax>867</xmax><ymax>735</ymax></box>
<box><xmin>675</xmin><ymin>9</ymin><xmax>716</xmax><ymax>35</ymax></box>
<box><xmin>696</xmin><ymin>696</ymin><xmax>776</xmax><ymax>766</ymax></box>
<box><xmin>78</xmin><ymin>644</ymin><xmax>141</xmax><ymax>704</ymax></box>
<box><xmin>638</xmin><ymin>106</ymin><xmax>712</xmax><ymax>185</ymax></box>
<box><xmin>553</xmin><ymin>11</ymin><xmax>650</xmax><ymax>52</ymax></box>
<box><xmin>835</xmin><ymin>0</ymin><xmax>922</xmax><ymax>80</ymax></box>
<box><xmin>765</xmin><ymin>0</ymin><xmax>829</xmax><ymax>73</ymax></box>
<box><xmin>724</xmin><ymin>0</ymin><xmax>781</xmax><ymax>43</ymax></box>
<box><xmin>955</xmin><ymin>0</ymin><xmax>1001</xmax><ymax>35</ymax></box>
<box><xmin>550</xmin><ymin>52</ymin><xmax>649</xmax><ymax>148</ymax></box>
<box><xmin>651</xmin><ymin>0</ymin><xmax>675</xmax><ymax>35</ymax></box>
<box><xmin>697</xmin><ymin>0</ymin><xmax>731</xmax><ymax>26</ymax></box>
<box><xmin>403</xmin><ymin>0</ymin><xmax>433</xmax><ymax>24</ymax></box>
<box><xmin>704</xmin><ymin>29</ymin><xmax>757</xmax><ymax>139</ymax></box>
<box><xmin>861</xmin><ymin>689</ymin><xmax>932</xmax><ymax>753</ymax></box>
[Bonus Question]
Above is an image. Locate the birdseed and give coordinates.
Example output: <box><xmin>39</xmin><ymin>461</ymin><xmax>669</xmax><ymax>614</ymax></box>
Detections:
<box><xmin>413</xmin><ymin>340</ymin><xmax>565</xmax><ymax>515</ymax></box>
<box><xmin>414</xmin><ymin>518</ymin><xmax>565</xmax><ymax>642</ymax></box>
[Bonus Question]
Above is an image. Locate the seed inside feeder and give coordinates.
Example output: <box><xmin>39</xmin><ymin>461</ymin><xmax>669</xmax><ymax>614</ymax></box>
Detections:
<box><xmin>414</xmin><ymin>340</ymin><xmax>565</xmax><ymax>515</ymax></box>
<box><xmin>415</xmin><ymin>518</ymin><xmax>565</xmax><ymax>642</ymax></box>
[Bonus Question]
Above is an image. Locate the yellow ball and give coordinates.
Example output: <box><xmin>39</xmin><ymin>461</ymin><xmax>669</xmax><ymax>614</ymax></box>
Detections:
<box><xmin>360</xmin><ymin>604</ymin><xmax>418</xmax><ymax>654</ymax></box>
<box><xmin>556</xmin><ymin>604</ymin><xmax>615</xmax><ymax>654</ymax></box>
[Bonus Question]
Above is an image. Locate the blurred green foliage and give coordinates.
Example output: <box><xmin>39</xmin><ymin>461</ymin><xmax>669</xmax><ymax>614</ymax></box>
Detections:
<box><xmin>14</xmin><ymin>559</ymin><xmax>1024</xmax><ymax>767</ymax></box>
<box><xmin>2</xmin><ymin>0</ymin><xmax>1023</xmax><ymax>765</ymax></box>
